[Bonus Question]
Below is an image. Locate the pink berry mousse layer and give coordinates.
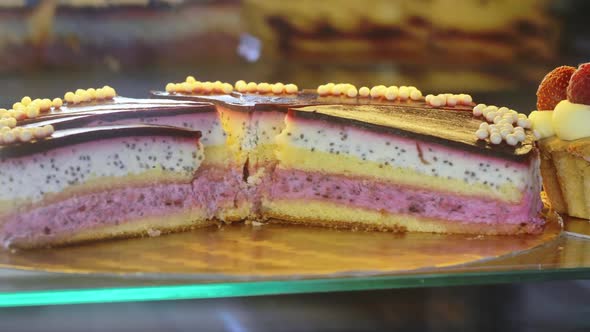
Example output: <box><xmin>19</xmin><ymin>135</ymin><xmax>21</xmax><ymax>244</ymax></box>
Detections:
<box><xmin>192</xmin><ymin>164</ymin><xmax>252</xmax><ymax>220</ymax></box>
<box><xmin>0</xmin><ymin>165</ymin><xmax>247</xmax><ymax>247</ymax></box>
<box><xmin>266</xmin><ymin>168</ymin><xmax>544</xmax><ymax>231</ymax></box>
<box><xmin>1</xmin><ymin>182</ymin><xmax>197</xmax><ymax>247</ymax></box>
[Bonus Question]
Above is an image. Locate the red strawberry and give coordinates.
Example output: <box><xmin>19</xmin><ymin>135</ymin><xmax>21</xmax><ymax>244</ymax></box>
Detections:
<box><xmin>536</xmin><ymin>65</ymin><xmax>576</xmax><ymax>110</ymax></box>
<box><xmin>567</xmin><ymin>62</ymin><xmax>590</xmax><ymax>105</ymax></box>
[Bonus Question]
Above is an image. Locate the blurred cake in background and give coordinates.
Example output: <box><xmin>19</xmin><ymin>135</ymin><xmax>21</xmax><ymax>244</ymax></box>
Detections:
<box><xmin>0</xmin><ymin>0</ymin><xmax>242</xmax><ymax>71</ymax></box>
<box><xmin>242</xmin><ymin>0</ymin><xmax>560</xmax><ymax>64</ymax></box>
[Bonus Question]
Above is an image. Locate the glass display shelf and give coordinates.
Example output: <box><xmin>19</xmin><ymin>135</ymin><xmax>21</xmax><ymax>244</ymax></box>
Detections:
<box><xmin>0</xmin><ymin>216</ymin><xmax>588</xmax><ymax>308</ymax></box>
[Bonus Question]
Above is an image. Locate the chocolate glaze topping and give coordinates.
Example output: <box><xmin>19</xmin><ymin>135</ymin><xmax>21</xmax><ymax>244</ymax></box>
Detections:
<box><xmin>0</xmin><ymin>125</ymin><xmax>201</xmax><ymax>159</ymax></box>
<box><xmin>290</xmin><ymin>104</ymin><xmax>535</xmax><ymax>162</ymax></box>
<box><xmin>150</xmin><ymin>90</ymin><xmax>473</xmax><ymax>112</ymax></box>
<box><xmin>151</xmin><ymin>90</ymin><xmax>530</xmax><ymax>161</ymax></box>
<box><xmin>21</xmin><ymin>103</ymin><xmax>216</xmax><ymax>130</ymax></box>
<box><xmin>20</xmin><ymin>96</ymin><xmax>213</xmax><ymax>126</ymax></box>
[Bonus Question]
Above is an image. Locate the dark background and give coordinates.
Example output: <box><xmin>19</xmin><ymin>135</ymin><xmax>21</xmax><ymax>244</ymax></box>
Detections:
<box><xmin>0</xmin><ymin>0</ymin><xmax>589</xmax><ymax>330</ymax></box>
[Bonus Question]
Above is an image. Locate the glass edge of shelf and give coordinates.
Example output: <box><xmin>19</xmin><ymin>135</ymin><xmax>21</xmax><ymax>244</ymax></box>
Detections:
<box><xmin>0</xmin><ymin>268</ymin><xmax>589</xmax><ymax>308</ymax></box>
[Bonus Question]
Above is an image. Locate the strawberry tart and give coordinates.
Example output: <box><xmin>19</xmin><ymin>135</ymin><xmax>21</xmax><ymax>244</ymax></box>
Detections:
<box><xmin>530</xmin><ymin>62</ymin><xmax>590</xmax><ymax>219</ymax></box>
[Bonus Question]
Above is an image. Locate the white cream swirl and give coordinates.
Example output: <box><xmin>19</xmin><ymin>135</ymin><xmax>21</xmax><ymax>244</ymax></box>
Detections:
<box><xmin>552</xmin><ymin>100</ymin><xmax>590</xmax><ymax>141</ymax></box>
<box><xmin>529</xmin><ymin>110</ymin><xmax>554</xmax><ymax>139</ymax></box>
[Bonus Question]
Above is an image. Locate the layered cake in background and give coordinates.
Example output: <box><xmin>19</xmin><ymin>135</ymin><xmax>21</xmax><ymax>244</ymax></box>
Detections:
<box><xmin>242</xmin><ymin>0</ymin><xmax>560</xmax><ymax>64</ymax></box>
<box><xmin>0</xmin><ymin>0</ymin><xmax>572</xmax><ymax>73</ymax></box>
<box><xmin>530</xmin><ymin>62</ymin><xmax>590</xmax><ymax>219</ymax></box>
<box><xmin>0</xmin><ymin>0</ymin><xmax>241</xmax><ymax>71</ymax></box>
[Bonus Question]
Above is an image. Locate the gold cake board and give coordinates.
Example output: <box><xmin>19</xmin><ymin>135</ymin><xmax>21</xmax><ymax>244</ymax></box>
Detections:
<box><xmin>0</xmin><ymin>216</ymin><xmax>561</xmax><ymax>279</ymax></box>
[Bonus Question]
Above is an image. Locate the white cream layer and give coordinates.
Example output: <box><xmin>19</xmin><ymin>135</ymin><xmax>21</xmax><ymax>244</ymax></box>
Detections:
<box><xmin>87</xmin><ymin>113</ymin><xmax>226</xmax><ymax>147</ymax></box>
<box><xmin>276</xmin><ymin>118</ymin><xmax>534</xmax><ymax>192</ymax></box>
<box><xmin>0</xmin><ymin>136</ymin><xmax>203</xmax><ymax>202</ymax></box>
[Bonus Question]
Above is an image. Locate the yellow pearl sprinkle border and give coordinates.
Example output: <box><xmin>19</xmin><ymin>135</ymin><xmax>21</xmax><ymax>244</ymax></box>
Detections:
<box><xmin>165</xmin><ymin>76</ymin><xmax>299</xmax><ymax>96</ymax></box>
<box><xmin>472</xmin><ymin>104</ymin><xmax>533</xmax><ymax>146</ymax></box>
<box><xmin>317</xmin><ymin>83</ymin><xmax>423</xmax><ymax>101</ymax></box>
<box><xmin>0</xmin><ymin>125</ymin><xmax>54</xmax><ymax>145</ymax></box>
<box><xmin>64</xmin><ymin>86</ymin><xmax>116</xmax><ymax>105</ymax></box>
<box><xmin>0</xmin><ymin>85</ymin><xmax>116</xmax><ymax>146</ymax></box>
<box><xmin>234</xmin><ymin>80</ymin><xmax>298</xmax><ymax>95</ymax></box>
<box><xmin>425</xmin><ymin>93</ymin><xmax>473</xmax><ymax>107</ymax></box>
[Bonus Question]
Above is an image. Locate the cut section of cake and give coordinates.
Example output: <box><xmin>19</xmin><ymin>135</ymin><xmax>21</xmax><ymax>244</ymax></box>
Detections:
<box><xmin>262</xmin><ymin>104</ymin><xmax>543</xmax><ymax>235</ymax></box>
<box><xmin>20</xmin><ymin>96</ymin><xmax>248</xmax><ymax>222</ymax></box>
<box><xmin>151</xmin><ymin>81</ymin><xmax>469</xmax><ymax>217</ymax></box>
<box><xmin>0</xmin><ymin>125</ymin><xmax>210</xmax><ymax>248</ymax></box>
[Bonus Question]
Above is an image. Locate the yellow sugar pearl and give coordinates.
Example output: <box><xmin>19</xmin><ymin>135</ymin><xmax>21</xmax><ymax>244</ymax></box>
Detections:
<box><xmin>33</xmin><ymin>126</ymin><xmax>46</xmax><ymax>139</ymax></box>
<box><xmin>10</xmin><ymin>110</ymin><xmax>26</xmax><ymax>121</ymax></box>
<box><xmin>12</xmin><ymin>102</ymin><xmax>25</xmax><ymax>111</ymax></box>
<box><xmin>52</xmin><ymin>98</ymin><xmax>63</xmax><ymax>109</ymax></box>
<box><xmin>87</xmin><ymin>88</ymin><xmax>97</xmax><ymax>100</ymax></box>
<box><xmin>246</xmin><ymin>82</ymin><xmax>258</xmax><ymax>93</ymax></box>
<box><xmin>193</xmin><ymin>81</ymin><xmax>203</xmax><ymax>93</ymax></box>
<box><xmin>17</xmin><ymin>128</ymin><xmax>33</xmax><ymax>142</ymax></box>
<box><xmin>256</xmin><ymin>82</ymin><xmax>271</xmax><ymax>94</ymax></box>
<box><xmin>0</xmin><ymin>126</ymin><xmax>10</xmax><ymax>133</ymax></box>
<box><xmin>272</xmin><ymin>83</ymin><xmax>285</xmax><ymax>94</ymax></box>
<box><xmin>186</xmin><ymin>75</ymin><xmax>196</xmax><ymax>83</ymax></box>
<box><xmin>105</xmin><ymin>87</ymin><xmax>116</xmax><ymax>98</ymax></box>
<box><xmin>95</xmin><ymin>88</ymin><xmax>106</xmax><ymax>100</ymax></box>
<box><xmin>370</xmin><ymin>86</ymin><xmax>384</xmax><ymax>98</ymax></box>
<box><xmin>21</xmin><ymin>96</ymin><xmax>32</xmax><ymax>106</ymax></box>
<box><xmin>31</xmin><ymin>98</ymin><xmax>42</xmax><ymax>107</ymax></box>
<box><xmin>398</xmin><ymin>86</ymin><xmax>410</xmax><ymax>100</ymax></box>
<box><xmin>186</xmin><ymin>81</ymin><xmax>197</xmax><ymax>93</ymax></box>
<box><xmin>64</xmin><ymin>91</ymin><xmax>75</xmax><ymax>103</ymax></box>
<box><xmin>2</xmin><ymin>130</ymin><xmax>16</xmax><ymax>144</ymax></box>
<box><xmin>72</xmin><ymin>94</ymin><xmax>83</xmax><ymax>104</ymax></box>
<box><xmin>26</xmin><ymin>108</ymin><xmax>40</xmax><ymax>119</ymax></box>
<box><xmin>235</xmin><ymin>80</ymin><xmax>247</xmax><ymax>92</ymax></box>
<box><xmin>179</xmin><ymin>82</ymin><xmax>191</xmax><ymax>94</ymax></box>
<box><xmin>212</xmin><ymin>81</ymin><xmax>223</xmax><ymax>93</ymax></box>
<box><xmin>43</xmin><ymin>124</ymin><xmax>55</xmax><ymax>136</ymax></box>
<box><xmin>358</xmin><ymin>86</ymin><xmax>370</xmax><ymax>97</ymax></box>
<box><xmin>385</xmin><ymin>86</ymin><xmax>398</xmax><ymax>101</ymax></box>
<box><xmin>222</xmin><ymin>83</ymin><xmax>234</xmax><ymax>94</ymax></box>
<box><xmin>3</xmin><ymin>117</ymin><xmax>16</xmax><ymax>128</ymax></box>
<box><xmin>317</xmin><ymin>85</ymin><xmax>329</xmax><ymax>96</ymax></box>
<box><xmin>165</xmin><ymin>83</ymin><xmax>175</xmax><ymax>93</ymax></box>
<box><xmin>103</xmin><ymin>86</ymin><xmax>116</xmax><ymax>99</ymax></box>
<box><xmin>331</xmin><ymin>83</ymin><xmax>344</xmax><ymax>96</ymax></box>
<box><xmin>409</xmin><ymin>89</ymin><xmax>422</xmax><ymax>101</ymax></box>
<box><xmin>346</xmin><ymin>86</ymin><xmax>358</xmax><ymax>98</ymax></box>
<box><xmin>75</xmin><ymin>90</ymin><xmax>90</xmax><ymax>102</ymax></box>
<box><xmin>324</xmin><ymin>83</ymin><xmax>335</xmax><ymax>94</ymax></box>
<box><xmin>202</xmin><ymin>82</ymin><xmax>214</xmax><ymax>93</ymax></box>
<box><xmin>285</xmin><ymin>84</ymin><xmax>298</xmax><ymax>94</ymax></box>
<box><xmin>40</xmin><ymin>99</ymin><xmax>52</xmax><ymax>112</ymax></box>
<box><xmin>26</xmin><ymin>102</ymin><xmax>40</xmax><ymax>113</ymax></box>
<box><xmin>0</xmin><ymin>119</ymin><xmax>10</xmax><ymax>128</ymax></box>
